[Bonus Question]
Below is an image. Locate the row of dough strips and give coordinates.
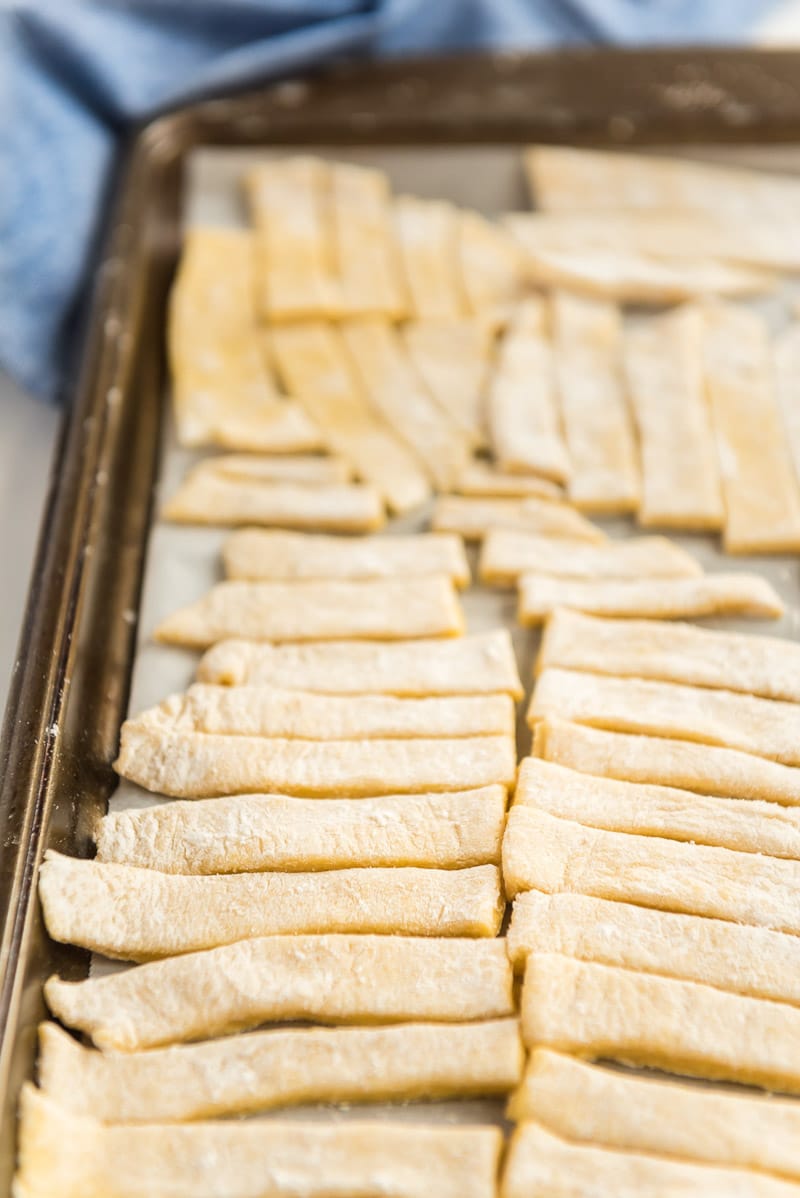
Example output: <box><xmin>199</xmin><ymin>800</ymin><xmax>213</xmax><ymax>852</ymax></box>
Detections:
<box><xmin>169</xmin><ymin>145</ymin><xmax>800</xmax><ymax>555</ymax></box>
<box><xmin>16</xmin><ymin>144</ymin><xmax>800</xmax><ymax>1198</ymax></box>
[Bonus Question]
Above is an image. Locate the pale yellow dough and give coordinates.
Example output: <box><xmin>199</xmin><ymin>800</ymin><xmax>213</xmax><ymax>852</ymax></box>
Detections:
<box><xmin>38</xmin><ymin>1017</ymin><xmax>523</xmax><ymax>1123</ymax></box>
<box><xmin>518</xmin><ymin>572</ymin><xmax>783</xmax><ymax>623</ymax></box>
<box><xmin>269</xmin><ymin>321</ymin><xmax>430</xmax><ymax>514</ymax></box>
<box><xmin>45</xmin><ymin>934</ymin><xmax>514</xmax><ymax>1051</ymax></box>
<box><xmin>455</xmin><ymin>460</ymin><xmax>563</xmax><ymax>501</ymax></box>
<box><xmin>393</xmin><ymin>195</ymin><xmax>466</xmax><ymax>320</ymax></box>
<box><xmin>154</xmin><ymin>576</ymin><xmax>465</xmax><ymax>648</ymax></box>
<box><xmin>513</xmin><ymin>756</ymin><xmax>800</xmax><ymax>860</ymax></box>
<box><xmin>503</xmin><ymin>805</ymin><xmax>800</xmax><ymax>933</ymax></box>
<box><xmin>168</xmin><ymin>227</ymin><xmax>322</xmax><ymax>452</ymax></box>
<box><xmin>623</xmin><ymin>306</ymin><xmax>724</xmax><ymax>529</ymax></box>
<box><xmin>550</xmin><ymin>290</ymin><xmax>639</xmax><ymax>513</ymax></box>
<box><xmin>524</xmin><ymin>144</ymin><xmax>800</xmax><ymax>221</ymax></box>
<box><xmin>535</xmin><ymin>716</ymin><xmax>800</xmax><ymax>805</ymax></box>
<box><xmin>402</xmin><ymin>319</ymin><xmax>490</xmax><ymax>447</ymax></box>
<box><xmin>509</xmin><ymin>1049</ymin><xmax>800</xmax><ymax>1180</ymax></box>
<box><xmin>487</xmin><ymin>299</ymin><xmax>571</xmax><ymax>483</ymax></box>
<box><xmin>481</xmin><ymin>529</ymin><xmax>699</xmax><ymax>586</ymax></box>
<box><xmin>506</xmin><ymin>207</ymin><xmax>800</xmax><ymax>271</ymax></box>
<box><xmin>775</xmin><ymin>322</ymin><xmax>800</xmax><ymax>487</ymax></box>
<box><xmin>704</xmin><ymin>302</ymin><xmax>800</xmax><ymax>552</ymax></box>
<box><xmin>130</xmin><ymin>684</ymin><xmax>514</xmax><ymax>740</ymax></box>
<box><xmin>539</xmin><ymin>607</ymin><xmax>800</xmax><ymax>703</ymax></box>
<box><xmin>521</xmin><ymin>952</ymin><xmax>800</xmax><ymax>1093</ymax></box>
<box><xmin>341</xmin><ymin>318</ymin><xmax>471</xmax><ymax>491</ymax></box>
<box><xmin>329</xmin><ymin>161</ymin><xmax>407</xmax><ymax>318</ymax></box>
<box><xmin>529</xmin><ymin>666</ymin><xmax>800</xmax><ymax>765</ymax></box>
<box><xmin>114</xmin><ymin>724</ymin><xmax>516</xmax><ymax>797</ymax></box>
<box><xmin>502</xmin><ymin>1117</ymin><xmax>799</xmax><ymax>1198</ymax></box>
<box><xmin>198</xmin><ymin>630</ymin><xmax>524</xmax><ymax>697</ymax></box>
<box><xmin>179</xmin><ymin>401</ymin><xmax>322</xmax><ymax>456</ymax></box>
<box><xmin>39</xmin><ymin>852</ymin><xmax>504</xmax><ymax>960</ymax></box>
<box><xmin>506</xmin><ymin>232</ymin><xmax>773</xmax><ymax>303</ymax></box>
<box><xmin>222</xmin><ymin>529</ymin><xmax>470</xmax><ymax>585</ymax></box>
<box><xmin>162</xmin><ymin>474</ymin><xmax>385</xmax><ymax>531</ymax></box>
<box><xmin>506</xmin><ymin>890</ymin><xmax>800</xmax><ymax>1008</ymax></box>
<box><xmin>245</xmin><ymin>157</ymin><xmax>339</xmax><ymax>320</ymax></box>
<box><xmin>458</xmin><ymin>209</ymin><xmax>529</xmax><ymax>328</ymax></box>
<box><xmin>97</xmin><ymin>787</ymin><xmax>508</xmax><ymax>874</ymax></box>
<box><xmin>188</xmin><ymin>453</ymin><xmax>352</xmax><ymax>486</ymax></box>
<box><xmin>15</xmin><ymin>1085</ymin><xmax>502</xmax><ymax>1198</ymax></box>
<box><xmin>431</xmin><ymin>495</ymin><xmax>605</xmax><ymax>542</ymax></box>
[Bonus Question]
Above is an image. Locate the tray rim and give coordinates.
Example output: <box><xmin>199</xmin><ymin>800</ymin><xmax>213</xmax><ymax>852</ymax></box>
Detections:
<box><xmin>5</xmin><ymin>44</ymin><xmax>800</xmax><ymax>1192</ymax></box>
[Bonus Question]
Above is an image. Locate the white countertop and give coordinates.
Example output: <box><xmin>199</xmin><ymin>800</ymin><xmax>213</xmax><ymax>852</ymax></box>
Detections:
<box><xmin>0</xmin><ymin>373</ymin><xmax>60</xmax><ymax>718</ymax></box>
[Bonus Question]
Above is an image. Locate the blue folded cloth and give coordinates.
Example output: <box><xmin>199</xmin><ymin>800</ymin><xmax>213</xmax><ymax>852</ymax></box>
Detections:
<box><xmin>0</xmin><ymin>0</ymin><xmax>781</xmax><ymax>401</ymax></box>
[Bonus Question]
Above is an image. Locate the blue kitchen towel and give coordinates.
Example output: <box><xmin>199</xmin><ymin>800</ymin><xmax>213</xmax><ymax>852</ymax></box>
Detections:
<box><xmin>0</xmin><ymin>0</ymin><xmax>788</xmax><ymax>401</ymax></box>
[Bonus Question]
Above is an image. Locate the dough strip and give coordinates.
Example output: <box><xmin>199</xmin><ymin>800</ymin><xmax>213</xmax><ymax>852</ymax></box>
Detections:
<box><xmin>514</xmin><ymin>756</ymin><xmax>800</xmax><ymax>860</ymax></box>
<box><xmin>330</xmin><ymin>161</ymin><xmax>407</xmax><ymax>318</ymax></box>
<box><xmin>45</xmin><ymin>934</ymin><xmax>515</xmax><ymax>1051</ymax></box>
<box><xmin>507</xmin><ymin>890</ymin><xmax>800</xmax><ymax>1006</ymax></box>
<box><xmin>16</xmin><ymin>1085</ymin><xmax>502</xmax><ymax>1198</ymax></box>
<box><xmin>521</xmin><ymin>952</ymin><xmax>800</xmax><ymax>1093</ymax></box>
<box><xmin>246</xmin><ymin>156</ymin><xmax>338</xmax><ymax>320</ymax></box>
<box><xmin>38</xmin><ymin>1018</ymin><xmax>522</xmax><ymax>1123</ymax></box>
<box><xmin>534</xmin><ymin>717</ymin><xmax>800</xmax><ymax>805</ymax></box>
<box><xmin>529</xmin><ymin>666</ymin><xmax>800</xmax><ymax>764</ymax></box>
<box><xmin>624</xmin><ymin>305</ymin><xmax>724</xmax><ymax>528</ymax></box>
<box><xmin>162</xmin><ymin>476</ymin><xmax>384</xmax><ymax>531</ymax></box>
<box><xmin>97</xmin><ymin>787</ymin><xmax>508</xmax><ymax>874</ymax></box>
<box><xmin>518</xmin><ymin>572</ymin><xmax>783</xmax><ymax>623</ymax></box>
<box><xmin>503</xmin><ymin>805</ymin><xmax>800</xmax><ymax>934</ymax></box>
<box><xmin>705</xmin><ymin>302</ymin><xmax>800</xmax><ymax>552</ymax></box>
<box><xmin>154</xmin><ymin>576</ymin><xmax>465</xmax><ymax>648</ymax></box>
<box><xmin>551</xmin><ymin>290</ymin><xmax>638</xmax><ymax>512</ymax></box>
<box><xmin>481</xmin><ymin>529</ymin><xmax>699</xmax><ymax>585</ymax></box>
<box><xmin>509</xmin><ymin>1048</ymin><xmax>800</xmax><ymax>1181</ymax></box>
<box><xmin>223</xmin><ymin>529</ymin><xmax>469</xmax><ymax>585</ymax></box>
<box><xmin>538</xmin><ymin>607</ymin><xmax>800</xmax><ymax>703</ymax></box>
<box><xmin>168</xmin><ymin>227</ymin><xmax>321</xmax><ymax>452</ymax></box>
<box><xmin>393</xmin><ymin>195</ymin><xmax>465</xmax><ymax>320</ymax></box>
<box><xmin>487</xmin><ymin>298</ymin><xmax>571</xmax><ymax>483</ymax></box>
<box><xmin>114</xmin><ymin>724</ymin><xmax>516</xmax><ymax>797</ymax></box>
<box><xmin>40</xmin><ymin>853</ymin><xmax>504</xmax><ymax>960</ymax></box>
<box><xmin>502</xmin><ymin>1115</ymin><xmax>797</xmax><ymax>1198</ymax></box>
<box><xmin>198</xmin><ymin>629</ymin><xmax>523</xmax><ymax>696</ymax></box>
<box><xmin>129</xmin><ymin>684</ymin><xmax>513</xmax><ymax>740</ymax></box>
<box><xmin>458</xmin><ymin>209</ymin><xmax>528</xmax><ymax>328</ymax></box>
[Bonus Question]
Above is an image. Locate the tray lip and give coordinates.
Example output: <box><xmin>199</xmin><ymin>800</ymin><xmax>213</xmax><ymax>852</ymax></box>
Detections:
<box><xmin>0</xmin><ymin>144</ymin><xmax>137</xmax><ymax>976</ymax></box>
<box><xmin>5</xmin><ymin>42</ymin><xmax>800</xmax><ymax>1189</ymax></box>
<box><xmin>134</xmin><ymin>44</ymin><xmax>800</xmax><ymax>153</ymax></box>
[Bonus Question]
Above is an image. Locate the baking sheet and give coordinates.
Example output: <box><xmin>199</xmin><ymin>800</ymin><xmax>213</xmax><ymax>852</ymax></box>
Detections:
<box><xmin>103</xmin><ymin>143</ymin><xmax>800</xmax><ymax>1122</ymax></box>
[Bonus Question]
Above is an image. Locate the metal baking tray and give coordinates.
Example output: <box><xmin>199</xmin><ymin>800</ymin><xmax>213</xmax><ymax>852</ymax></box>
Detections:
<box><xmin>5</xmin><ymin>47</ymin><xmax>800</xmax><ymax>1191</ymax></box>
